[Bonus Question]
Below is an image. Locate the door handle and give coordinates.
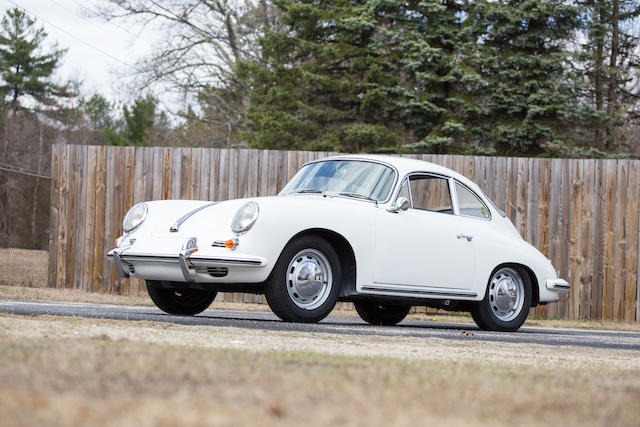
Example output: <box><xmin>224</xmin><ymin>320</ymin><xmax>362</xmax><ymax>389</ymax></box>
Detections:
<box><xmin>457</xmin><ymin>234</ymin><xmax>473</xmax><ymax>242</ymax></box>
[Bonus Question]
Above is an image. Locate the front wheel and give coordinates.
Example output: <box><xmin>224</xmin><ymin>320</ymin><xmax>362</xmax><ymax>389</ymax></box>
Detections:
<box><xmin>471</xmin><ymin>266</ymin><xmax>531</xmax><ymax>332</ymax></box>
<box><xmin>354</xmin><ymin>302</ymin><xmax>411</xmax><ymax>326</ymax></box>
<box><xmin>146</xmin><ymin>281</ymin><xmax>217</xmax><ymax>316</ymax></box>
<box><xmin>265</xmin><ymin>236</ymin><xmax>341</xmax><ymax>323</ymax></box>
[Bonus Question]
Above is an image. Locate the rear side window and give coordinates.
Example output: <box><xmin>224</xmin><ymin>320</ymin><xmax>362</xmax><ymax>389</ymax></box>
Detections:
<box><xmin>409</xmin><ymin>175</ymin><xmax>453</xmax><ymax>214</ymax></box>
<box><xmin>455</xmin><ymin>182</ymin><xmax>490</xmax><ymax>219</ymax></box>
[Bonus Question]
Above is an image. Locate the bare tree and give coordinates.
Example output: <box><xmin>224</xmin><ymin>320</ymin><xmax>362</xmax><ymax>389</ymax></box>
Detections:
<box><xmin>97</xmin><ymin>0</ymin><xmax>283</xmax><ymax>147</ymax></box>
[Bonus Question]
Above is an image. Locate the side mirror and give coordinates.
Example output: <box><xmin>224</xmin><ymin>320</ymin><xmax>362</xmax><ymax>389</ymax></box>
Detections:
<box><xmin>397</xmin><ymin>197</ymin><xmax>410</xmax><ymax>211</ymax></box>
<box><xmin>387</xmin><ymin>196</ymin><xmax>410</xmax><ymax>213</ymax></box>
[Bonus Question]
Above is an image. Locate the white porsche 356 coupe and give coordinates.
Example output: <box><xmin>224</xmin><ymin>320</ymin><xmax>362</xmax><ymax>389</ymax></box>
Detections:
<box><xmin>108</xmin><ymin>154</ymin><xmax>569</xmax><ymax>331</ymax></box>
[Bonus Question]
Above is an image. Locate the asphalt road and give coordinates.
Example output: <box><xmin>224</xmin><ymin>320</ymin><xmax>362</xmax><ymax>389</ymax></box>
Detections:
<box><xmin>1</xmin><ymin>299</ymin><xmax>639</xmax><ymax>351</ymax></box>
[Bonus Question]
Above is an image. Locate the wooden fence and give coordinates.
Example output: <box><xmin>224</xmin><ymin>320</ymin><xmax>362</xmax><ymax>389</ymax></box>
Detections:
<box><xmin>48</xmin><ymin>144</ymin><xmax>640</xmax><ymax>322</ymax></box>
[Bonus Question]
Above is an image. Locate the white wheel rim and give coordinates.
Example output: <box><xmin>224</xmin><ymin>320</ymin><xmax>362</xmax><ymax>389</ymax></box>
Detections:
<box><xmin>489</xmin><ymin>267</ymin><xmax>525</xmax><ymax>322</ymax></box>
<box><xmin>286</xmin><ymin>248</ymin><xmax>332</xmax><ymax>310</ymax></box>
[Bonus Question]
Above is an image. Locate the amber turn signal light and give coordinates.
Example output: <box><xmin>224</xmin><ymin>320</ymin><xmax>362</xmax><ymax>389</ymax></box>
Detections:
<box><xmin>224</xmin><ymin>239</ymin><xmax>236</xmax><ymax>249</ymax></box>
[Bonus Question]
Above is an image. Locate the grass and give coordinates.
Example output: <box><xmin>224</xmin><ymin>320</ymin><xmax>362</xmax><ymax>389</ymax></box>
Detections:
<box><xmin>0</xmin><ymin>248</ymin><xmax>48</xmax><ymax>287</ymax></box>
<box><xmin>0</xmin><ymin>313</ymin><xmax>638</xmax><ymax>427</ymax></box>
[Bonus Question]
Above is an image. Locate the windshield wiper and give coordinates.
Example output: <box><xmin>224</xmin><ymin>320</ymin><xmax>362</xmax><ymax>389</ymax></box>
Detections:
<box><xmin>294</xmin><ymin>188</ymin><xmax>323</xmax><ymax>194</ymax></box>
<box><xmin>335</xmin><ymin>192</ymin><xmax>378</xmax><ymax>202</ymax></box>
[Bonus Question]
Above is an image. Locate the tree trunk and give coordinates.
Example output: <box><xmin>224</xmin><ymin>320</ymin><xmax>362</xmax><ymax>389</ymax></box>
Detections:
<box><xmin>605</xmin><ymin>0</ymin><xmax>619</xmax><ymax>150</ymax></box>
<box><xmin>593</xmin><ymin>0</ymin><xmax>605</xmax><ymax>150</ymax></box>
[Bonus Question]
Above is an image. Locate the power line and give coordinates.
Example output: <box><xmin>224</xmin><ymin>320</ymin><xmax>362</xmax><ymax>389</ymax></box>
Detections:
<box><xmin>7</xmin><ymin>0</ymin><xmax>136</xmax><ymax>70</ymax></box>
<box><xmin>48</xmin><ymin>0</ymin><xmax>135</xmax><ymax>48</ymax></box>
<box><xmin>0</xmin><ymin>164</ymin><xmax>51</xmax><ymax>180</ymax></box>
<box><xmin>64</xmin><ymin>0</ymin><xmax>155</xmax><ymax>48</ymax></box>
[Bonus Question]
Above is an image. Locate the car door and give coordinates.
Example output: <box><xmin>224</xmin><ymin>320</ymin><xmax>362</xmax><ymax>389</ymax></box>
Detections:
<box><xmin>374</xmin><ymin>174</ymin><xmax>477</xmax><ymax>292</ymax></box>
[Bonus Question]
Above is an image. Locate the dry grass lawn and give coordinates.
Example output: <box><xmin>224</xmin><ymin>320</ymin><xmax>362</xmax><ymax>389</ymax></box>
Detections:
<box><xmin>0</xmin><ymin>248</ymin><xmax>48</xmax><ymax>287</ymax></box>
<box><xmin>0</xmin><ymin>313</ymin><xmax>639</xmax><ymax>427</ymax></box>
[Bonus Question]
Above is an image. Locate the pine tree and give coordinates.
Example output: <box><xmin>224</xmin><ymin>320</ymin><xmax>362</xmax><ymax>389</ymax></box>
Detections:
<box><xmin>0</xmin><ymin>8</ymin><xmax>68</xmax><ymax>110</ymax></box>
<box><xmin>470</xmin><ymin>0</ymin><xmax>580</xmax><ymax>156</ymax></box>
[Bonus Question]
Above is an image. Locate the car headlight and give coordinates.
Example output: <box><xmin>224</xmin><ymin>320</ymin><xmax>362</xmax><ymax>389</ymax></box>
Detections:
<box><xmin>231</xmin><ymin>201</ymin><xmax>259</xmax><ymax>234</ymax></box>
<box><xmin>123</xmin><ymin>202</ymin><xmax>148</xmax><ymax>233</ymax></box>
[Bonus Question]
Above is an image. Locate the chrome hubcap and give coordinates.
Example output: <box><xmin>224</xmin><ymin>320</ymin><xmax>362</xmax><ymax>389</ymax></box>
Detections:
<box><xmin>489</xmin><ymin>267</ymin><xmax>524</xmax><ymax>322</ymax></box>
<box><xmin>286</xmin><ymin>249</ymin><xmax>332</xmax><ymax>310</ymax></box>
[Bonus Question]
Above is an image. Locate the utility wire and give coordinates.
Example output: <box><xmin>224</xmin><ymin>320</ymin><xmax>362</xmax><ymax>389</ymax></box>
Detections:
<box><xmin>65</xmin><ymin>0</ymin><xmax>155</xmax><ymax>48</ymax></box>
<box><xmin>48</xmin><ymin>0</ymin><xmax>135</xmax><ymax>47</ymax></box>
<box><xmin>7</xmin><ymin>0</ymin><xmax>136</xmax><ymax>70</ymax></box>
<box><xmin>0</xmin><ymin>164</ymin><xmax>51</xmax><ymax>180</ymax></box>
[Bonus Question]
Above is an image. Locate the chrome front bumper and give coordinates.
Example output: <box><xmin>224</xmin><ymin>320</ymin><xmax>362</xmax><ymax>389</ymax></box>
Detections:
<box><xmin>545</xmin><ymin>279</ymin><xmax>570</xmax><ymax>293</ymax></box>
<box><xmin>106</xmin><ymin>249</ymin><xmax>266</xmax><ymax>283</ymax></box>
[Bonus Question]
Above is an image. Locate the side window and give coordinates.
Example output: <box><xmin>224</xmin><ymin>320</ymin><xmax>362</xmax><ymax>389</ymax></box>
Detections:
<box><xmin>397</xmin><ymin>179</ymin><xmax>410</xmax><ymax>201</ymax></box>
<box><xmin>409</xmin><ymin>175</ymin><xmax>453</xmax><ymax>214</ymax></box>
<box><xmin>455</xmin><ymin>182</ymin><xmax>490</xmax><ymax>219</ymax></box>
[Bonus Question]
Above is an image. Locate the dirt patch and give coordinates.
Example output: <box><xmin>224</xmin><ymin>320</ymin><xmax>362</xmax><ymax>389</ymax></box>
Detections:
<box><xmin>0</xmin><ymin>313</ymin><xmax>638</xmax><ymax>427</ymax></box>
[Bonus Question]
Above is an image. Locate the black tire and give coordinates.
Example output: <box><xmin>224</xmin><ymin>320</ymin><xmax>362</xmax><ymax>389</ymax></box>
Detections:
<box><xmin>471</xmin><ymin>266</ymin><xmax>531</xmax><ymax>332</ymax></box>
<box><xmin>354</xmin><ymin>302</ymin><xmax>411</xmax><ymax>326</ymax></box>
<box><xmin>265</xmin><ymin>236</ymin><xmax>341</xmax><ymax>323</ymax></box>
<box><xmin>146</xmin><ymin>281</ymin><xmax>217</xmax><ymax>316</ymax></box>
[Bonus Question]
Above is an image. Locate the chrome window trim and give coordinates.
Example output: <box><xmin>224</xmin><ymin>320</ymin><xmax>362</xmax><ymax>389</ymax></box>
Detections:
<box><xmin>286</xmin><ymin>158</ymin><xmax>399</xmax><ymax>204</ymax></box>
<box><xmin>393</xmin><ymin>172</ymin><xmax>455</xmax><ymax>215</ymax></box>
<box><xmin>453</xmin><ymin>180</ymin><xmax>492</xmax><ymax>221</ymax></box>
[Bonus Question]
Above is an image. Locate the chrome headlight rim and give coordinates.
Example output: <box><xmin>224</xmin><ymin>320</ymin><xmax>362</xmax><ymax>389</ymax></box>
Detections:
<box><xmin>122</xmin><ymin>202</ymin><xmax>148</xmax><ymax>233</ymax></box>
<box><xmin>231</xmin><ymin>201</ymin><xmax>260</xmax><ymax>234</ymax></box>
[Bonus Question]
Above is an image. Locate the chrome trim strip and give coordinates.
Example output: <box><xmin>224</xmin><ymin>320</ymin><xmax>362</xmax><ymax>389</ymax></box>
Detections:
<box><xmin>190</xmin><ymin>257</ymin><xmax>263</xmax><ymax>267</ymax></box>
<box><xmin>361</xmin><ymin>284</ymin><xmax>477</xmax><ymax>298</ymax></box>
<box><xmin>170</xmin><ymin>202</ymin><xmax>218</xmax><ymax>233</ymax></box>
<box><xmin>117</xmin><ymin>254</ymin><xmax>264</xmax><ymax>267</ymax></box>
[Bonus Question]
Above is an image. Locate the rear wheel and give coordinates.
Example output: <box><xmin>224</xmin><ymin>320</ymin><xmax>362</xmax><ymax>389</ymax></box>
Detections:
<box><xmin>146</xmin><ymin>281</ymin><xmax>217</xmax><ymax>315</ymax></box>
<box><xmin>265</xmin><ymin>236</ymin><xmax>341</xmax><ymax>323</ymax></box>
<box><xmin>354</xmin><ymin>302</ymin><xmax>411</xmax><ymax>326</ymax></box>
<box><xmin>471</xmin><ymin>267</ymin><xmax>531</xmax><ymax>332</ymax></box>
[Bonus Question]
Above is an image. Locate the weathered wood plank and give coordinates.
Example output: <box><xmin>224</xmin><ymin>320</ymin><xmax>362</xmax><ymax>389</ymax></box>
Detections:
<box><xmin>92</xmin><ymin>146</ymin><xmax>107</xmax><ymax>292</ymax></box>
<box><xmin>82</xmin><ymin>146</ymin><xmax>97</xmax><ymax>292</ymax></box>
<box><xmin>515</xmin><ymin>158</ymin><xmax>528</xmax><ymax>237</ymax></box>
<box><xmin>218</xmin><ymin>149</ymin><xmax>229</xmax><ymax>201</ymax></box>
<box><xmin>101</xmin><ymin>147</ymin><xmax>115</xmax><ymax>291</ymax></box>
<box><xmin>613</xmin><ymin>161</ymin><xmax>628</xmax><ymax>321</ymax></box>
<box><xmin>171</xmin><ymin>147</ymin><xmax>182</xmax><ymax>199</ymax></box>
<box><xmin>625</xmin><ymin>161</ymin><xmax>639</xmax><ymax>322</ymax></box>
<box><xmin>47</xmin><ymin>144</ymin><xmax>60</xmax><ymax>287</ymax></box>
<box><xmin>568</xmin><ymin>159</ymin><xmax>583</xmax><ymax>320</ymax></box>
<box><xmin>74</xmin><ymin>146</ymin><xmax>88</xmax><ymax>290</ymax></box>
<box><xmin>579</xmin><ymin>159</ymin><xmax>596</xmax><ymax>319</ymax></box>
<box><xmin>591</xmin><ymin>159</ymin><xmax>606</xmax><ymax>320</ymax></box>
<box><xmin>602</xmin><ymin>159</ymin><xmax>617</xmax><ymax>321</ymax></box>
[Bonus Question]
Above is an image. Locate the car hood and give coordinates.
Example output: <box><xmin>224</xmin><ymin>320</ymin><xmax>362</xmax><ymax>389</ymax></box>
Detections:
<box><xmin>136</xmin><ymin>195</ymin><xmax>378</xmax><ymax>240</ymax></box>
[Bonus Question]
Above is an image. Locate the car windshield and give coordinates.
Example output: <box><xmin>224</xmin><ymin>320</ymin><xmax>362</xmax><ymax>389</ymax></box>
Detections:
<box><xmin>279</xmin><ymin>160</ymin><xmax>396</xmax><ymax>202</ymax></box>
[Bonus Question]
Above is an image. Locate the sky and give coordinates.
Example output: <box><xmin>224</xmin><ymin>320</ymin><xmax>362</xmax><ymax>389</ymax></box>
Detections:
<box><xmin>0</xmin><ymin>0</ymin><xmax>161</xmax><ymax>106</ymax></box>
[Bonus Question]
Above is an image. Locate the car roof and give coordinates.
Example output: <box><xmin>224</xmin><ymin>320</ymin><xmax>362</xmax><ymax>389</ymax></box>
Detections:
<box><xmin>311</xmin><ymin>154</ymin><xmax>484</xmax><ymax>196</ymax></box>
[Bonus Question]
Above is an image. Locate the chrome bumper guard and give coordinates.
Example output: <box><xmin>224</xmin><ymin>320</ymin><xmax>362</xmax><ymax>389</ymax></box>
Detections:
<box><xmin>112</xmin><ymin>251</ymin><xmax>130</xmax><ymax>279</ymax></box>
<box><xmin>546</xmin><ymin>279</ymin><xmax>570</xmax><ymax>293</ymax></box>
